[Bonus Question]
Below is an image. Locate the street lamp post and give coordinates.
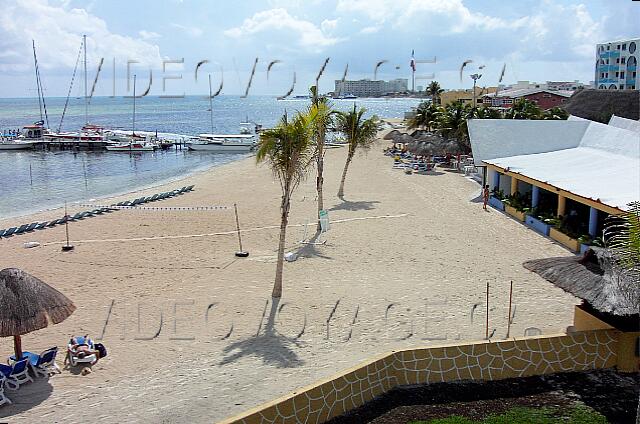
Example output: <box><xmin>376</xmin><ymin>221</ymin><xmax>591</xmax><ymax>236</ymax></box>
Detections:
<box><xmin>470</xmin><ymin>73</ymin><xmax>482</xmax><ymax>108</ymax></box>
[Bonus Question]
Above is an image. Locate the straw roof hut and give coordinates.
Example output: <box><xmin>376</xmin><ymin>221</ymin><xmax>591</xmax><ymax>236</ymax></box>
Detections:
<box><xmin>0</xmin><ymin>268</ymin><xmax>76</xmax><ymax>359</ymax></box>
<box><xmin>383</xmin><ymin>129</ymin><xmax>401</xmax><ymax>140</ymax></box>
<box><xmin>562</xmin><ymin>89</ymin><xmax>640</xmax><ymax>123</ymax></box>
<box><xmin>523</xmin><ymin>248</ymin><xmax>638</xmax><ymax>317</ymax></box>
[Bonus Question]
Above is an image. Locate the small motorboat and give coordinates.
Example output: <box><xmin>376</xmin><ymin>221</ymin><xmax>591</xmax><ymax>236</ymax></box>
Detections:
<box><xmin>106</xmin><ymin>141</ymin><xmax>156</xmax><ymax>152</ymax></box>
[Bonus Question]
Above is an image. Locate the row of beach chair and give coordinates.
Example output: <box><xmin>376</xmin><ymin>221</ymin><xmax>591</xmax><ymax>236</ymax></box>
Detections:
<box><xmin>0</xmin><ymin>185</ymin><xmax>195</xmax><ymax>239</ymax></box>
<box><xmin>0</xmin><ymin>347</ymin><xmax>60</xmax><ymax>406</ymax></box>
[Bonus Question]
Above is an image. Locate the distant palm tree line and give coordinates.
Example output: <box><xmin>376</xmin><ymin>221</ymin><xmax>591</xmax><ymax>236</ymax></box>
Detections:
<box><xmin>409</xmin><ymin>83</ymin><xmax>569</xmax><ymax>153</ymax></box>
<box><xmin>257</xmin><ymin>87</ymin><xmax>379</xmax><ymax>298</ymax></box>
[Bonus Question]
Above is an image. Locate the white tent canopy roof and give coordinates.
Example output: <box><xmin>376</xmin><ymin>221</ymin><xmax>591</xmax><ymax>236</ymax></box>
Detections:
<box><xmin>468</xmin><ymin>118</ymin><xmax>640</xmax><ymax>211</ymax></box>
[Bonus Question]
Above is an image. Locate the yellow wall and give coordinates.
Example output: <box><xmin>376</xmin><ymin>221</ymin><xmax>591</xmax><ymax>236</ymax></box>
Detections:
<box><xmin>220</xmin><ymin>330</ymin><xmax>618</xmax><ymax>424</ymax></box>
<box><xmin>573</xmin><ymin>305</ymin><xmax>638</xmax><ymax>372</ymax></box>
<box><xmin>573</xmin><ymin>305</ymin><xmax>614</xmax><ymax>331</ymax></box>
<box><xmin>440</xmin><ymin>87</ymin><xmax>497</xmax><ymax>106</ymax></box>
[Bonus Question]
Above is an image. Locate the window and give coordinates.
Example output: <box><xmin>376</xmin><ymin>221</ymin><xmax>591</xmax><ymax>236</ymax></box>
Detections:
<box><xmin>606</xmin><ymin>58</ymin><xmax>609</xmax><ymax>64</ymax></box>
<box><xmin>616</xmin><ymin>58</ymin><xmax>620</xmax><ymax>63</ymax></box>
<box><xmin>622</xmin><ymin>57</ymin><xmax>626</xmax><ymax>64</ymax></box>
<box><xmin>607</xmin><ymin>45</ymin><xmax>610</xmax><ymax>50</ymax></box>
<box><xmin>617</xmin><ymin>44</ymin><xmax>620</xmax><ymax>50</ymax></box>
<box><xmin>615</xmin><ymin>72</ymin><xmax>619</xmax><ymax>77</ymax></box>
<box><xmin>633</xmin><ymin>72</ymin><xmax>637</xmax><ymax>78</ymax></box>
<box><xmin>609</xmin><ymin>84</ymin><xmax>617</xmax><ymax>89</ymax></box>
<box><xmin>630</xmin><ymin>42</ymin><xmax>637</xmax><ymax>54</ymax></box>
<box><xmin>628</xmin><ymin>56</ymin><xmax>637</xmax><ymax>66</ymax></box>
<box><xmin>623</xmin><ymin>43</ymin><xmax>627</xmax><ymax>50</ymax></box>
<box><xmin>605</xmin><ymin>72</ymin><xmax>609</xmax><ymax>78</ymax></box>
<box><xmin>619</xmin><ymin>84</ymin><xmax>624</xmax><ymax>89</ymax></box>
<box><xmin>599</xmin><ymin>84</ymin><xmax>606</xmax><ymax>89</ymax></box>
<box><xmin>620</xmin><ymin>71</ymin><xmax>625</xmax><ymax>79</ymax></box>
<box><xmin>601</xmin><ymin>73</ymin><xmax>605</xmax><ymax>78</ymax></box>
<box><xmin>504</xmin><ymin>99</ymin><xmax>513</xmax><ymax>104</ymax></box>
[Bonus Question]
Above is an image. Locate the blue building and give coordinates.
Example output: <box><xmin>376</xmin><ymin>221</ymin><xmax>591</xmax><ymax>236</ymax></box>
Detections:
<box><xmin>595</xmin><ymin>38</ymin><xmax>639</xmax><ymax>90</ymax></box>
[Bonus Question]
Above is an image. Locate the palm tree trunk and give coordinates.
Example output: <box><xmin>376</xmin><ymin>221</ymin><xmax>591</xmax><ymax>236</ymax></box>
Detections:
<box><xmin>273</xmin><ymin>192</ymin><xmax>290</xmax><ymax>298</ymax></box>
<box><xmin>316</xmin><ymin>135</ymin><xmax>325</xmax><ymax>230</ymax></box>
<box><xmin>337</xmin><ymin>152</ymin><xmax>353</xmax><ymax>198</ymax></box>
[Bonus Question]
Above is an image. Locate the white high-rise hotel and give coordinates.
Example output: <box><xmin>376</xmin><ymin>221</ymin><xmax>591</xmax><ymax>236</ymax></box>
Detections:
<box><xmin>595</xmin><ymin>38</ymin><xmax>638</xmax><ymax>90</ymax></box>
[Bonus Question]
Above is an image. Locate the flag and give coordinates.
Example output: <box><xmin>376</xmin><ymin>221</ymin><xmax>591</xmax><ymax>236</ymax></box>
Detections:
<box><xmin>410</xmin><ymin>49</ymin><xmax>416</xmax><ymax>72</ymax></box>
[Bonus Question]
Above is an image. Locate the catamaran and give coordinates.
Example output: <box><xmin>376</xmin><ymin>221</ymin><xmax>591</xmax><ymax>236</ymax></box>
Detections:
<box><xmin>185</xmin><ymin>75</ymin><xmax>257</xmax><ymax>152</ymax></box>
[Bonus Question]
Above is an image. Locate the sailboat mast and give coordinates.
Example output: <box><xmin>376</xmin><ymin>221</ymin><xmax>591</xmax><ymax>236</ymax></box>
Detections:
<box><xmin>208</xmin><ymin>74</ymin><xmax>214</xmax><ymax>134</ymax></box>
<box><xmin>133</xmin><ymin>74</ymin><xmax>137</xmax><ymax>136</ymax></box>
<box><xmin>32</xmin><ymin>40</ymin><xmax>43</xmax><ymax>123</ymax></box>
<box><xmin>83</xmin><ymin>34</ymin><xmax>88</xmax><ymax>126</ymax></box>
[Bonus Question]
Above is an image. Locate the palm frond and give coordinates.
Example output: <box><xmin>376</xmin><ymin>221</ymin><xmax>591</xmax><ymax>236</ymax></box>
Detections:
<box><xmin>604</xmin><ymin>201</ymin><xmax>640</xmax><ymax>270</ymax></box>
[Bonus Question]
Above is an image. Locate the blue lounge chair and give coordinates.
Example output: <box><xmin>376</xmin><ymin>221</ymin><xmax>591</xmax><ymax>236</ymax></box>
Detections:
<box><xmin>35</xmin><ymin>222</ymin><xmax>48</xmax><ymax>230</ymax></box>
<box><xmin>0</xmin><ymin>229</ymin><xmax>5</xmax><ymax>238</ymax></box>
<box><xmin>26</xmin><ymin>222</ymin><xmax>39</xmax><ymax>232</ymax></box>
<box><xmin>185</xmin><ymin>185</ymin><xmax>194</xmax><ymax>191</ymax></box>
<box><xmin>0</xmin><ymin>374</ymin><xmax>11</xmax><ymax>406</ymax></box>
<box><xmin>14</xmin><ymin>224</ymin><xmax>29</xmax><ymax>235</ymax></box>
<box><xmin>71</xmin><ymin>212</ymin><xmax>83</xmax><ymax>220</ymax></box>
<box><xmin>3</xmin><ymin>227</ymin><xmax>17</xmax><ymax>236</ymax></box>
<box><xmin>10</xmin><ymin>347</ymin><xmax>60</xmax><ymax>378</ymax></box>
<box><xmin>0</xmin><ymin>359</ymin><xmax>32</xmax><ymax>390</ymax></box>
<box><xmin>67</xmin><ymin>336</ymin><xmax>97</xmax><ymax>366</ymax></box>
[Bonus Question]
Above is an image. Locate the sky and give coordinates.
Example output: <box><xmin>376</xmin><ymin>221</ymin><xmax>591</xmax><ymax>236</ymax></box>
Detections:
<box><xmin>0</xmin><ymin>0</ymin><xmax>638</xmax><ymax>98</ymax></box>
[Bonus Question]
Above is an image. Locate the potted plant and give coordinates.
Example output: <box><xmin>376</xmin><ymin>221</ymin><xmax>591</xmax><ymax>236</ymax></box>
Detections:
<box><xmin>577</xmin><ymin>234</ymin><xmax>604</xmax><ymax>254</ymax></box>
<box><xmin>504</xmin><ymin>193</ymin><xmax>528</xmax><ymax>222</ymax></box>
<box><xmin>549</xmin><ymin>223</ymin><xmax>581</xmax><ymax>252</ymax></box>
<box><xmin>525</xmin><ymin>208</ymin><xmax>555</xmax><ymax>236</ymax></box>
<box><xmin>488</xmin><ymin>188</ymin><xmax>506</xmax><ymax>211</ymax></box>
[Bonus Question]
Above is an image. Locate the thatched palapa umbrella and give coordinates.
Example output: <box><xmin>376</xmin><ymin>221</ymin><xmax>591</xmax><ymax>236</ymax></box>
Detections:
<box><xmin>0</xmin><ymin>268</ymin><xmax>76</xmax><ymax>360</ymax></box>
<box><xmin>524</xmin><ymin>248</ymin><xmax>637</xmax><ymax>316</ymax></box>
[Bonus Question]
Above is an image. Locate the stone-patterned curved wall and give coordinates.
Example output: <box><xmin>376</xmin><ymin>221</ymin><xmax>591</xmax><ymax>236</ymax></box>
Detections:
<box><xmin>219</xmin><ymin>330</ymin><xmax>619</xmax><ymax>424</ymax></box>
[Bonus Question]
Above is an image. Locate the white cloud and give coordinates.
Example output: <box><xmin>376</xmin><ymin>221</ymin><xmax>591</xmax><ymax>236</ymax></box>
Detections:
<box><xmin>360</xmin><ymin>26</ymin><xmax>381</xmax><ymax>34</ymax></box>
<box><xmin>224</xmin><ymin>8</ymin><xmax>343</xmax><ymax>52</ymax></box>
<box><xmin>139</xmin><ymin>30</ymin><xmax>161</xmax><ymax>40</ymax></box>
<box><xmin>170</xmin><ymin>23</ymin><xmax>203</xmax><ymax>38</ymax></box>
<box><xmin>0</xmin><ymin>0</ymin><xmax>163</xmax><ymax>73</ymax></box>
<box><xmin>320</xmin><ymin>18</ymin><xmax>338</xmax><ymax>34</ymax></box>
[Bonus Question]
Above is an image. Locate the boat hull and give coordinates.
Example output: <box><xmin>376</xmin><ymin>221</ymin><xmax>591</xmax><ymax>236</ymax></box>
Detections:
<box><xmin>0</xmin><ymin>142</ymin><xmax>34</xmax><ymax>150</ymax></box>
<box><xmin>186</xmin><ymin>143</ymin><xmax>255</xmax><ymax>152</ymax></box>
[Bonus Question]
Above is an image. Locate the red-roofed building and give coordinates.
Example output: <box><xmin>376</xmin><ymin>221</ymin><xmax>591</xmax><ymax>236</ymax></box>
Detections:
<box><xmin>479</xmin><ymin>88</ymin><xmax>573</xmax><ymax>110</ymax></box>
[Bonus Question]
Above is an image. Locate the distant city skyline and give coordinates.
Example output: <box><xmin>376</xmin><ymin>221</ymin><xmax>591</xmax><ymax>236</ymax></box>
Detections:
<box><xmin>0</xmin><ymin>0</ymin><xmax>638</xmax><ymax>98</ymax></box>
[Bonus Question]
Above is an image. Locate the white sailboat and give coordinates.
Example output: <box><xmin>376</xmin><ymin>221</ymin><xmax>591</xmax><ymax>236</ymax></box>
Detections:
<box><xmin>185</xmin><ymin>75</ymin><xmax>257</xmax><ymax>153</ymax></box>
<box><xmin>106</xmin><ymin>74</ymin><xmax>156</xmax><ymax>152</ymax></box>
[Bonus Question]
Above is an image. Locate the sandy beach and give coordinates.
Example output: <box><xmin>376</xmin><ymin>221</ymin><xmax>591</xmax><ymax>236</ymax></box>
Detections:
<box><xmin>0</xmin><ymin>132</ymin><xmax>578</xmax><ymax>423</ymax></box>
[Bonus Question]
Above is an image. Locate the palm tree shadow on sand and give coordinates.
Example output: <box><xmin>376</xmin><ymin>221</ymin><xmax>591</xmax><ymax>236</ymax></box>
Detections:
<box><xmin>219</xmin><ymin>298</ymin><xmax>304</xmax><ymax>368</ymax></box>
<box><xmin>296</xmin><ymin>228</ymin><xmax>333</xmax><ymax>260</ymax></box>
<box><xmin>330</xmin><ymin>197</ymin><xmax>380</xmax><ymax>212</ymax></box>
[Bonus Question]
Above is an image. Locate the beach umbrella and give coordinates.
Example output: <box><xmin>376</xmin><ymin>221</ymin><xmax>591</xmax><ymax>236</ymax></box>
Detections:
<box><xmin>0</xmin><ymin>268</ymin><xmax>76</xmax><ymax>360</ymax></box>
<box><xmin>383</xmin><ymin>129</ymin><xmax>401</xmax><ymax>140</ymax></box>
<box><xmin>397</xmin><ymin>134</ymin><xmax>414</xmax><ymax>145</ymax></box>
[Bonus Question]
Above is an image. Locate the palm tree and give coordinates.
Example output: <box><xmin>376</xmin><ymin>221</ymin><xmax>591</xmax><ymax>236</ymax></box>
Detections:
<box><xmin>426</xmin><ymin>81</ymin><xmax>444</xmax><ymax>105</ymax></box>
<box><xmin>436</xmin><ymin>100</ymin><xmax>474</xmax><ymax>153</ymax></box>
<box><xmin>257</xmin><ymin>110</ymin><xmax>316</xmax><ymax>298</ymax></box>
<box><xmin>504</xmin><ymin>98</ymin><xmax>543</xmax><ymax>119</ymax></box>
<box><xmin>603</xmin><ymin>201</ymin><xmax>640</xmax><ymax>423</ymax></box>
<box><xmin>309</xmin><ymin>86</ymin><xmax>333</xmax><ymax>229</ymax></box>
<box><xmin>543</xmin><ymin>106</ymin><xmax>569</xmax><ymax>120</ymax></box>
<box><xmin>473</xmin><ymin>106</ymin><xmax>503</xmax><ymax>119</ymax></box>
<box><xmin>335</xmin><ymin>105</ymin><xmax>379</xmax><ymax>198</ymax></box>
<box><xmin>408</xmin><ymin>101</ymin><xmax>441</xmax><ymax>131</ymax></box>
